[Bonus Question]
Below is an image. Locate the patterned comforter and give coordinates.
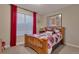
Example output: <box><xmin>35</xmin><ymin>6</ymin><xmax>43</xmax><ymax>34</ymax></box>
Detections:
<box><xmin>31</xmin><ymin>29</ymin><xmax>62</xmax><ymax>49</ymax></box>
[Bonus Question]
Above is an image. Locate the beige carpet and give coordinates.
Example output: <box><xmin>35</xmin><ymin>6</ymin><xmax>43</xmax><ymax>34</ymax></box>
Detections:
<box><xmin>2</xmin><ymin>45</ymin><xmax>79</xmax><ymax>54</ymax></box>
<box><xmin>3</xmin><ymin>46</ymin><xmax>37</xmax><ymax>54</ymax></box>
<box><xmin>53</xmin><ymin>45</ymin><xmax>79</xmax><ymax>54</ymax></box>
<box><xmin>59</xmin><ymin>45</ymin><xmax>79</xmax><ymax>54</ymax></box>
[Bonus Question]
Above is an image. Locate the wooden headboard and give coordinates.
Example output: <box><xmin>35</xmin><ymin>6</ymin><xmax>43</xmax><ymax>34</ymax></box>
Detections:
<box><xmin>39</xmin><ymin>27</ymin><xmax>65</xmax><ymax>34</ymax></box>
<box><xmin>60</xmin><ymin>27</ymin><xmax>65</xmax><ymax>37</ymax></box>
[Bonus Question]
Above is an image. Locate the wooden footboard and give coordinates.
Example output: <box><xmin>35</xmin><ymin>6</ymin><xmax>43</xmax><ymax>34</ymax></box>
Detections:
<box><xmin>25</xmin><ymin>34</ymin><xmax>48</xmax><ymax>54</ymax></box>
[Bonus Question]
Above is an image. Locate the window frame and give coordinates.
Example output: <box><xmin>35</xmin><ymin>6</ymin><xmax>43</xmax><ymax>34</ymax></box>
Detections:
<box><xmin>16</xmin><ymin>12</ymin><xmax>33</xmax><ymax>36</ymax></box>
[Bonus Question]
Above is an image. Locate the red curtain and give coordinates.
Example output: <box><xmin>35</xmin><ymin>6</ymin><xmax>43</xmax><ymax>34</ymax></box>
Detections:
<box><xmin>10</xmin><ymin>5</ymin><xmax>17</xmax><ymax>47</ymax></box>
<box><xmin>33</xmin><ymin>12</ymin><xmax>37</xmax><ymax>34</ymax></box>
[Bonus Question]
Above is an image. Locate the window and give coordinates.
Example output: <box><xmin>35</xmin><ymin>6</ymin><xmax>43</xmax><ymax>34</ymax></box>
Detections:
<box><xmin>17</xmin><ymin>13</ymin><xmax>25</xmax><ymax>36</ymax></box>
<box><xmin>17</xmin><ymin>13</ymin><xmax>33</xmax><ymax>36</ymax></box>
<box><xmin>25</xmin><ymin>15</ymin><xmax>33</xmax><ymax>34</ymax></box>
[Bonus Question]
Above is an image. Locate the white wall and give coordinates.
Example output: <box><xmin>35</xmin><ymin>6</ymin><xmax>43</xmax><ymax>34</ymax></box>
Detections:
<box><xmin>0</xmin><ymin>5</ymin><xmax>11</xmax><ymax>47</ymax></box>
<box><xmin>45</xmin><ymin>5</ymin><xmax>79</xmax><ymax>47</ymax></box>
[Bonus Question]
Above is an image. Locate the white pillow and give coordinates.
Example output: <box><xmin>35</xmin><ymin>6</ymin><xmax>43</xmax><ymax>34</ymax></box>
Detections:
<box><xmin>45</xmin><ymin>31</ymin><xmax>52</xmax><ymax>35</ymax></box>
<box><xmin>54</xmin><ymin>29</ymin><xmax>60</xmax><ymax>33</ymax></box>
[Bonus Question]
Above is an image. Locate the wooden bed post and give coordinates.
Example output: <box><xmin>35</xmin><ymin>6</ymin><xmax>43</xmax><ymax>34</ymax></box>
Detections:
<box><xmin>60</xmin><ymin>27</ymin><xmax>65</xmax><ymax>45</ymax></box>
<box><xmin>41</xmin><ymin>39</ymin><xmax>48</xmax><ymax>54</ymax></box>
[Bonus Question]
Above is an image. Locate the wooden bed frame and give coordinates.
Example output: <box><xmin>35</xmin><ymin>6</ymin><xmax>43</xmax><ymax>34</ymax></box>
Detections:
<box><xmin>24</xmin><ymin>27</ymin><xmax>64</xmax><ymax>54</ymax></box>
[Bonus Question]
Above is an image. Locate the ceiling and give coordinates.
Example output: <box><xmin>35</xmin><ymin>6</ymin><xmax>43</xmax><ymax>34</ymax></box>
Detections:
<box><xmin>16</xmin><ymin>4</ymin><xmax>71</xmax><ymax>15</ymax></box>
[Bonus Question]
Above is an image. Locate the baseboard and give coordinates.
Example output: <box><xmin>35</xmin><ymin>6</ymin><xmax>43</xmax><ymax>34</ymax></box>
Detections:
<box><xmin>5</xmin><ymin>42</ymin><xmax>24</xmax><ymax>48</ymax></box>
<box><xmin>16</xmin><ymin>42</ymin><xmax>24</xmax><ymax>46</ymax></box>
<box><xmin>65</xmin><ymin>42</ymin><xmax>79</xmax><ymax>48</ymax></box>
<box><xmin>5</xmin><ymin>45</ymin><xmax>10</xmax><ymax>48</ymax></box>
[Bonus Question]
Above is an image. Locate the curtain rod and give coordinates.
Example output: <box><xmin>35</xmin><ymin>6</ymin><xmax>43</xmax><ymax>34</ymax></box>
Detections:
<box><xmin>17</xmin><ymin>5</ymin><xmax>42</xmax><ymax>15</ymax></box>
<box><xmin>17</xmin><ymin>6</ymin><xmax>33</xmax><ymax>13</ymax></box>
<box><xmin>10</xmin><ymin>4</ymin><xmax>35</xmax><ymax>13</ymax></box>
<box><xmin>10</xmin><ymin>4</ymin><xmax>42</xmax><ymax>15</ymax></box>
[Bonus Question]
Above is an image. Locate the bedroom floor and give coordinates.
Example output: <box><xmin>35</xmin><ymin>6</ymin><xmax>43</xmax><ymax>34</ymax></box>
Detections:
<box><xmin>53</xmin><ymin>45</ymin><xmax>79</xmax><ymax>54</ymax></box>
<box><xmin>2</xmin><ymin>45</ymin><xmax>79</xmax><ymax>54</ymax></box>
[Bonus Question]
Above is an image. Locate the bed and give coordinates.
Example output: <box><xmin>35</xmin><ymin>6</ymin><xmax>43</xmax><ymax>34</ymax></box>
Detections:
<box><xmin>24</xmin><ymin>27</ymin><xmax>64</xmax><ymax>54</ymax></box>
